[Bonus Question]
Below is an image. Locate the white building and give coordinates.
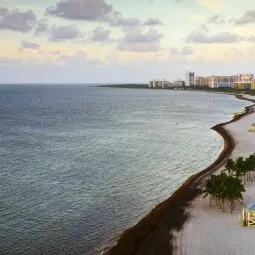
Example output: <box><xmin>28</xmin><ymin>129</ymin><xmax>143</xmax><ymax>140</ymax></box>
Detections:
<box><xmin>162</xmin><ymin>79</ymin><xmax>166</xmax><ymax>89</ymax></box>
<box><xmin>154</xmin><ymin>79</ymin><xmax>160</xmax><ymax>88</ymax></box>
<box><xmin>211</xmin><ymin>82</ymin><xmax>232</xmax><ymax>88</ymax></box>
<box><xmin>173</xmin><ymin>80</ymin><xmax>185</xmax><ymax>87</ymax></box>
<box><xmin>185</xmin><ymin>72</ymin><xmax>195</xmax><ymax>86</ymax></box>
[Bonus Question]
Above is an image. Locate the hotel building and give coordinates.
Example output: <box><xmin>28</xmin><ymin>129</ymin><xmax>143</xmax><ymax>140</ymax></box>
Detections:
<box><xmin>195</xmin><ymin>76</ymin><xmax>210</xmax><ymax>87</ymax></box>
<box><xmin>252</xmin><ymin>80</ymin><xmax>255</xmax><ymax>90</ymax></box>
<box><xmin>185</xmin><ymin>72</ymin><xmax>195</xmax><ymax>86</ymax></box>
<box><xmin>173</xmin><ymin>80</ymin><xmax>185</xmax><ymax>87</ymax></box>
<box><xmin>232</xmin><ymin>81</ymin><xmax>252</xmax><ymax>90</ymax></box>
<box><xmin>209</xmin><ymin>76</ymin><xmax>233</xmax><ymax>88</ymax></box>
<box><xmin>148</xmin><ymin>79</ymin><xmax>167</xmax><ymax>88</ymax></box>
<box><xmin>194</xmin><ymin>73</ymin><xmax>254</xmax><ymax>89</ymax></box>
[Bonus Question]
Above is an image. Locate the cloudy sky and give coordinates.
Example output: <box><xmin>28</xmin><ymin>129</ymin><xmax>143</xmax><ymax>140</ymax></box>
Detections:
<box><xmin>1</xmin><ymin>0</ymin><xmax>255</xmax><ymax>83</ymax></box>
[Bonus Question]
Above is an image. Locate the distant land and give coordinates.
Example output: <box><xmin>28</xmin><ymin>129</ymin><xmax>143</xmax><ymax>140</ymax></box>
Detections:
<box><xmin>97</xmin><ymin>84</ymin><xmax>255</xmax><ymax>96</ymax></box>
<box><xmin>97</xmin><ymin>84</ymin><xmax>148</xmax><ymax>89</ymax></box>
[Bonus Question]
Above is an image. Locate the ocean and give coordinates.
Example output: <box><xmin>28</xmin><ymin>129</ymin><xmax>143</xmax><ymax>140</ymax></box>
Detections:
<box><xmin>0</xmin><ymin>85</ymin><xmax>251</xmax><ymax>254</ymax></box>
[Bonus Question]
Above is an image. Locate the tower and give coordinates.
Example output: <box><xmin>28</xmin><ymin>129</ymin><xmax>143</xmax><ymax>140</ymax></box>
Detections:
<box><xmin>185</xmin><ymin>72</ymin><xmax>195</xmax><ymax>86</ymax></box>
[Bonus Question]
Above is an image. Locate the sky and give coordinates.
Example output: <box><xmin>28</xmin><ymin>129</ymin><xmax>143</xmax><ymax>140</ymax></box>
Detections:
<box><xmin>1</xmin><ymin>0</ymin><xmax>255</xmax><ymax>83</ymax></box>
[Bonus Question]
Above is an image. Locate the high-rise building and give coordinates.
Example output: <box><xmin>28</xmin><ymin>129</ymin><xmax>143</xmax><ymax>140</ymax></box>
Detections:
<box><xmin>162</xmin><ymin>79</ymin><xmax>165</xmax><ymax>89</ymax></box>
<box><xmin>236</xmin><ymin>73</ymin><xmax>254</xmax><ymax>82</ymax></box>
<box><xmin>209</xmin><ymin>76</ymin><xmax>232</xmax><ymax>88</ymax></box>
<box><xmin>195</xmin><ymin>76</ymin><xmax>210</xmax><ymax>87</ymax></box>
<box><xmin>173</xmin><ymin>80</ymin><xmax>185</xmax><ymax>87</ymax></box>
<box><xmin>252</xmin><ymin>80</ymin><xmax>255</xmax><ymax>90</ymax></box>
<box><xmin>232</xmin><ymin>81</ymin><xmax>252</xmax><ymax>89</ymax></box>
<box><xmin>152</xmin><ymin>79</ymin><xmax>156</xmax><ymax>88</ymax></box>
<box><xmin>185</xmin><ymin>72</ymin><xmax>195</xmax><ymax>86</ymax></box>
<box><xmin>154</xmin><ymin>79</ymin><xmax>160</xmax><ymax>88</ymax></box>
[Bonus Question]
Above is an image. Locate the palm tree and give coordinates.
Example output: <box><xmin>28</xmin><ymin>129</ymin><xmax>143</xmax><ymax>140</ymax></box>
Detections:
<box><xmin>202</xmin><ymin>173</ymin><xmax>227</xmax><ymax>210</ymax></box>
<box><xmin>202</xmin><ymin>172</ymin><xmax>245</xmax><ymax>213</ymax></box>
<box><xmin>245</xmin><ymin>154</ymin><xmax>255</xmax><ymax>181</ymax></box>
<box><xmin>232</xmin><ymin>157</ymin><xmax>247</xmax><ymax>183</ymax></box>
<box><xmin>225</xmin><ymin>158</ymin><xmax>235</xmax><ymax>175</ymax></box>
<box><xmin>224</xmin><ymin>175</ymin><xmax>245</xmax><ymax>213</ymax></box>
<box><xmin>202</xmin><ymin>174</ymin><xmax>217</xmax><ymax>206</ymax></box>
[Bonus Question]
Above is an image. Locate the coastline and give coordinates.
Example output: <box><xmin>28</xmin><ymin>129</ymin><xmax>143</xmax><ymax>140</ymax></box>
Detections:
<box><xmin>103</xmin><ymin>94</ymin><xmax>255</xmax><ymax>255</ymax></box>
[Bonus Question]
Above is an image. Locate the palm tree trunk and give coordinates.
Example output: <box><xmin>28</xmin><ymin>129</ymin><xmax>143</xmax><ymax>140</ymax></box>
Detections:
<box><xmin>222</xmin><ymin>199</ymin><xmax>225</xmax><ymax>212</ymax></box>
<box><xmin>217</xmin><ymin>199</ymin><xmax>222</xmax><ymax>209</ymax></box>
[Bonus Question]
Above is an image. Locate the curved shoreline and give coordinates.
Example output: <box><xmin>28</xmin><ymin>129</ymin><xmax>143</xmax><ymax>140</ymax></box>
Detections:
<box><xmin>103</xmin><ymin>94</ymin><xmax>255</xmax><ymax>255</ymax></box>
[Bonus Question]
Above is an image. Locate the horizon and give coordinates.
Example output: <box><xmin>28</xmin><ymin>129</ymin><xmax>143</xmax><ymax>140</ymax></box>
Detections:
<box><xmin>1</xmin><ymin>0</ymin><xmax>255</xmax><ymax>83</ymax></box>
<box><xmin>0</xmin><ymin>82</ymin><xmax>147</xmax><ymax>85</ymax></box>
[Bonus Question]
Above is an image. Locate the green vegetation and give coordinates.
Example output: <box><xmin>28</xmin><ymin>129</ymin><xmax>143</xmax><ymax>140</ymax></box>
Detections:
<box><xmin>202</xmin><ymin>172</ymin><xmax>245</xmax><ymax>213</ymax></box>
<box><xmin>97</xmin><ymin>84</ymin><xmax>255</xmax><ymax>95</ymax></box>
<box><xmin>176</xmin><ymin>85</ymin><xmax>255</xmax><ymax>96</ymax></box>
<box><xmin>202</xmin><ymin>154</ymin><xmax>255</xmax><ymax>213</ymax></box>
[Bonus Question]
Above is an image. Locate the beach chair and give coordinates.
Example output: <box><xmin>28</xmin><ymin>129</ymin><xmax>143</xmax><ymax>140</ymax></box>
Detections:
<box><xmin>247</xmin><ymin>210</ymin><xmax>255</xmax><ymax>227</ymax></box>
<box><xmin>240</xmin><ymin>209</ymin><xmax>248</xmax><ymax>226</ymax></box>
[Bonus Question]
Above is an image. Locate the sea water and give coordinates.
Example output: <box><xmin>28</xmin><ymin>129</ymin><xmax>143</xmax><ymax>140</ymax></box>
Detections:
<box><xmin>0</xmin><ymin>85</ymin><xmax>251</xmax><ymax>254</ymax></box>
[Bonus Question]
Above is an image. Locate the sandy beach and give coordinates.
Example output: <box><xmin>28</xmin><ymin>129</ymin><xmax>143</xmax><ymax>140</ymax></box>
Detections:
<box><xmin>174</xmin><ymin>95</ymin><xmax>255</xmax><ymax>255</ymax></box>
<box><xmin>106</xmin><ymin>94</ymin><xmax>255</xmax><ymax>255</ymax></box>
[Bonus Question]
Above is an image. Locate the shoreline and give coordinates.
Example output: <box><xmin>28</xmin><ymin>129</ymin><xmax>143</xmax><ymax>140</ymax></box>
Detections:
<box><xmin>103</xmin><ymin>94</ymin><xmax>255</xmax><ymax>255</ymax></box>
<box><xmin>173</xmin><ymin>95</ymin><xmax>255</xmax><ymax>255</ymax></box>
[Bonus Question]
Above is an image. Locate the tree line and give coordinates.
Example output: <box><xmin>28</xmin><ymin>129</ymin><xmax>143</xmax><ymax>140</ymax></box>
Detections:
<box><xmin>202</xmin><ymin>153</ymin><xmax>255</xmax><ymax>213</ymax></box>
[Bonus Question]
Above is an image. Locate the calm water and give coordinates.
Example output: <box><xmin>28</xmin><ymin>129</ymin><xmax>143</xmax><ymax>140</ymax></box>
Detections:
<box><xmin>0</xmin><ymin>85</ymin><xmax>251</xmax><ymax>254</ymax></box>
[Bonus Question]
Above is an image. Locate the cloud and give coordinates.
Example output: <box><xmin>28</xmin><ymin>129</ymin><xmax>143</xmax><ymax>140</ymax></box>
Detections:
<box><xmin>118</xmin><ymin>43</ymin><xmax>160</xmax><ymax>52</ymax></box>
<box><xmin>105</xmin><ymin>13</ymin><xmax>141</xmax><ymax>27</ymax></box>
<box><xmin>247</xmin><ymin>36</ymin><xmax>255</xmax><ymax>42</ymax></box>
<box><xmin>46</xmin><ymin>0</ymin><xmax>113</xmax><ymax>21</ymax></box>
<box><xmin>0</xmin><ymin>7</ymin><xmax>36</xmax><ymax>32</ymax></box>
<box><xmin>231</xmin><ymin>10</ymin><xmax>255</xmax><ymax>25</ymax></box>
<box><xmin>57</xmin><ymin>50</ymin><xmax>103</xmax><ymax>65</ymax></box>
<box><xmin>35</xmin><ymin>19</ymin><xmax>48</xmax><ymax>35</ymax></box>
<box><xmin>171</xmin><ymin>46</ymin><xmax>194</xmax><ymax>56</ymax></box>
<box><xmin>49</xmin><ymin>25</ymin><xmax>81</xmax><ymax>41</ymax></box>
<box><xmin>20</xmin><ymin>40</ymin><xmax>40</xmax><ymax>50</ymax></box>
<box><xmin>187</xmin><ymin>28</ymin><xmax>240</xmax><ymax>44</ymax></box>
<box><xmin>91</xmin><ymin>27</ymin><xmax>111</xmax><ymax>41</ymax></box>
<box><xmin>46</xmin><ymin>0</ymin><xmax>141</xmax><ymax>27</ymax></box>
<box><xmin>175</xmin><ymin>0</ymin><xmax>221</xmax><ymax>10</ymax></box>
<box><xmin>0</xmin><ymin>56</ymin><xmax>22</xmax><ymax>65</ymax></box>
<box><xmin>198</xmin><ymin>0</ymin><xmax>221</xmax><ymax>11</ymax></box>
<box><xmin>200</xmin><ymin>24</ymin><xmax>208</xmax><ymax>32</ymax></box>
<box><xmin>207</xmin><ymin>14</ymin><xmax>225</xmax><ymax>24</ymax></box>
<box><xmin>118</xmin><ymin>28</ymin><xmax>163</xmax><ymax>52</ymax></box>
<box><xmin>143</xmin><ymin>18</ymin><xmax>164</xmax><ymax>26</ymax></box>
<box><xmin>38</xmin><ymin>49</ymin><xmax>61</xmax><ymax>56</ymax></box>
<box><xmin>122</xmin><ymin>28</ymin><xmax>163</xmax><ymax>43</ymax></box>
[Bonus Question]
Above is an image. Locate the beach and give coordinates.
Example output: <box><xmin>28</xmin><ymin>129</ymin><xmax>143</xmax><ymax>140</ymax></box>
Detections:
<box><xmin>173</xmin><ymin>95</ymin><xmax>255</xmax><ymax>255</ymax></box>
<box><xmin>106</xmin><ymin>94</ymin><xmax>255</xmax><ymax>255</ymax></box>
